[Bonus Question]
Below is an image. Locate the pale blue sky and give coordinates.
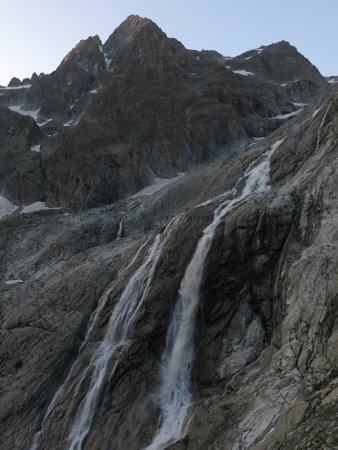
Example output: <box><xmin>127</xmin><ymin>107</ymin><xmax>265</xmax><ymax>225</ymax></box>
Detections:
<box><xmin>1</xmin><ymin>0</ymin><xmax>337</xmax><ymax>85</ymax></box>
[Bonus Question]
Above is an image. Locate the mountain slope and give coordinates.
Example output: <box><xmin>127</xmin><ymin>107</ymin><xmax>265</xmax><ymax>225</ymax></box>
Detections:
<box><xmin>0</xmin><ymin>15</ymin><xmax>338</xmax><ymax>450</ymax></box>
<box><xmin>226</xmin><ymin>40</ymin><xmax>326</xmax><ymax>84</ymax></box>
<box><xmin>0</xmin><ymin>16</ymin><xmax>331</xmax><ymax>210</ymax></box>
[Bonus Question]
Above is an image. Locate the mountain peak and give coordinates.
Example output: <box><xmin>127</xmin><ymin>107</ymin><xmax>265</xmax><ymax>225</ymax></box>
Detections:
<box><xmin>123</xmin><ymin>14</ymin><xmax>152</xmax><ymax>27</ymax></box>
<box><xmin>8</xmin><ymin>77</ymin><xmax>22</xmax><ymax>87</ymax></box>
<box><xmin>228</xmin><ymin>39</ymin><xmax>324</xmax><ymax>84</ymax></box>
<box><xmin>272</xmin><ymin>39</ymin><xmax>292</xmax><ymax>47</ymax></box>
<box><xmin>57</xmin><ymin>34</ymin><xmax>104</xmax><ymax>74</ymax></box>
<box><xmin>103</xmin><ymin>14</ymin><xmax>161</xmax><ymax>61</ymax></box>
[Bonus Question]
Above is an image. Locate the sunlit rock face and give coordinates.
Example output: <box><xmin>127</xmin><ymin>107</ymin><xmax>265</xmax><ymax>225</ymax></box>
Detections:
<box><xmin>1</xmin><ymin>14</ymin><xmax>338</xmax><ymax>450</ymax></box>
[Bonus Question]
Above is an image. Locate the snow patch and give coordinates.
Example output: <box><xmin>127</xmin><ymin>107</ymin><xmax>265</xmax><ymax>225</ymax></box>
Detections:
<box><xmin>9</xmin><ymin>105</ymin><xmax>40</xmax><ymax>120</ymax></box>
<box><xmin>271</xmin><ymin>110</ymin><xmax>302</xmax><ymax>120</ymax></box>
<box><xmin>100</xmin><ymin>45</ymin><xmax>112</xmax><ymax>69</ymax></box>
<box><xmin>233</xmin><ymin>70</ymin><xmax>254</xmax><ymax>76</ymax></box>
<box><xmin>63</xmin><ymin>119</ymin><xmax>80</xmax><ymax>127</ymax></box>
<box><xmin>292</xmin><ymin>102</ymin><xmax>308</xmax><ymax>107</ymax></box>
<box><xmin>5</xmin><ymin>279</ymin><xmax>23</xmax><ymax>285</ymax></box>
<box><xmin>328</xmin><ymin>79</ymin><xmax>338</xmax><ymax>84</ymax></box>
<box><xmin>0</xmin><ymin>84</ymin><xmax>32</xmax><ymax>91</ymax></box>
<box><xmin>31</xmin><ymin>145</ymin><xmax>41</xmax><ymax>153</ymax></box>
<box><xmin>0</xmin><ymin>195</ymin><xmax>18</xmax><ymax>220</ymax></box>
<box><xmin>21</xmin><ymin>202</ymin><xmax>59</xmax><ymax>214</ymax></box>
<box><xmin>130</xmin><ymin>173</ymin><xmax>185</xmax><ymax>199</ymax></box>
<box><xmin>280</xmin><ymin>80</ymin><xmax>299</xmax><ymax>87</ymax></box>
<box><xmin>105</xmin><ymin>56</ymin><xmax>112</xmax><ymax>68</ymax></box>
<box><xmin>38</xmin><ymin>118</ymin><xmax>53</xmax><ymax>127</ymax></box>
<box><xmin>312</xmin><ymin>107</ymin><xmax>322</xmax><ymax>118</ymax></box>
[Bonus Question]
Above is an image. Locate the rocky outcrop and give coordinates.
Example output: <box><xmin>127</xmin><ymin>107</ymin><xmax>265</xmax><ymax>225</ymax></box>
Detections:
<box><xmin>8</xmin><ymin>77</ymin><xmax>22</xmax><ymax>87</ymax></box>
<box><xmin>102</xmin><ymin>15</ymin><xmax>155</xmax><ymax>66</ymax></box>
<box><xmin>227</xmin><ymin>41</ymin><xmax>326</xmax><ymax>85</ymax></box>
<box><xmin>32</xmin><ymin>35</ymin><xmax>106</xmax><ymax>120</ymax></box>
<box><xmin>0</xmin><ymin>106</ymin><xmax>45</xmax><ymax>204</ymax></box>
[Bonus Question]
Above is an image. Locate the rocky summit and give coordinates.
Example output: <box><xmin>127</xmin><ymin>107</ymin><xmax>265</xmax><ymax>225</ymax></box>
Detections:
<box><xmin>0</xmin><ymin>14</ymin><xmax>338</xmax><ymax>450</ymax></box>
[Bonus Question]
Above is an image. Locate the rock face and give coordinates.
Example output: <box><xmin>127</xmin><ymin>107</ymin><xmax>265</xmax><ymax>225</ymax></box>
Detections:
<box><xmin>8</xmin><ymin>77</ymin><xmax>22</xmax><ymax>87</ymax></box>
<box><xmin>103</xmin><ymin>14</ymin><xmax>155</xmax><ymax>65</ymax></box>
<box><xmin>1</xmin><ymin>14</ymin><xmax>338</xmax><ymax>450</ymax></box>
<box><xmin>226</xmin><ymin>41</ymin><xmax>327</xmax><ymax>104</ymax></box>
<box><xmin>0</xmin><ymin>16</ymin><xmax>330</xmax><ymax>209</ymax></box>
<box><xmin>227</xmin><ymin>40</ymin><xmax>326</xmax><ymax>84</ymax></box>
<box><xmin>0</xmin><ymin>106</ymin><xmax>45</xmax><ymax>204</ymax></box>
<box><xmin>34</xmin><ymin>35</ymin><xmax>106</xmax><ymax>120</ymax></box>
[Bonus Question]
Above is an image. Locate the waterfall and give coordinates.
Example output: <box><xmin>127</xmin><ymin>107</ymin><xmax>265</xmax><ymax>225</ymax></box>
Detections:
<box><xmin>65</xmin><ymin>214</ymin><xmax>182</xmax><ymax>450</ymax></box>
<box><xmin>30</xmin><ymin>212</ymin><xmax>183</xmax><ymax>450</ymax></box>
<box><xmin>116</xmin><ymin>219</ymin><xmax>124</xmax><ymax>240</ymax></box>
<box><xmin>29</xmin><ymin>238</ymin><xmax>151</xmax><ymax>450</ymax></box>
<box><xmin>315</xmin><ymin>101</ymin><xmax>332</xmax><ymax>151</ymax></box>
<box><xmin>144</xmin><ymin>139</ymin><xmax>284</xmax><ymax>450</ymax></box>
<box><xmin>28</xmin><ymin>139</ymin><xmax>283</xmax><ymax>450</ymax></box>
<box><xmin>66</xmin><ymin>234</ymin><xmax>163</xmax><ymax>450</ymax></box>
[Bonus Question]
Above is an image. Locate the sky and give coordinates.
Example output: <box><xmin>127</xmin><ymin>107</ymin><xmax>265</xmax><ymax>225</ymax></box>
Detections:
<box><xmin>0</xmin><ymin>0</ymin><xmax>337</xmax><ymax>85</ymax></box>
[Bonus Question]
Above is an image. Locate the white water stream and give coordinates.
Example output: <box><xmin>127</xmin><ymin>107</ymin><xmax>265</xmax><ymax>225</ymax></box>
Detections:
<box><xmin>64</xmin><ymin>214</ymin><xmax>181</xmax><ymax>449</ymax></box>
<box><xmin>116</xmin><ymin>219</ymin><xmax>124</xmax><ymax>240</ymax></box>
<box><xmin>66</xmin><ymin>234</ymin><xmax>163</xmax><ymax>450</ymax></box>
<box><xmin>29</xmin><ymin>239</ymin><xmax>152</xmax><ymax>450</ymax></box>
<box><xmin>144</xmin><ymin>139</ymin><xmax>284</xmax><ymax>450</ymax></box>
<box><xmin>29</xmin><ymin>139</ymin><xmax>283</xmax><ymax>450</ymax></box>
<box><xmin>30</xmin><ymin>231</ymin><xmax>167</xmax><ymax>450</ymax></box>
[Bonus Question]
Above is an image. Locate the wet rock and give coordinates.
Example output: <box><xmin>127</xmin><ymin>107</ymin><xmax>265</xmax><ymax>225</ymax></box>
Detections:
<box><xmin>1</xmin><ymin>15</ymin><xmax>338</xmax><ymax>450</ymax></box>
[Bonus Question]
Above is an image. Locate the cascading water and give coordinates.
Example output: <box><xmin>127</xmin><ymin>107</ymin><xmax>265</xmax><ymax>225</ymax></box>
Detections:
<box><xmin>66</xmin><ymin>234</ymin><xmax>163</xmax><ymax>450</ymax></box>
<box><xmin>116</xmin><ymin>219</ymin><xmax>124</xmax><ymax>240</ymax></box>
<box><xmin>29</xmin><ymin>238</ymin><xmax>151</xmax><ymax>450</ymax></box>
<box><xmin>144</xmin><ymin>139</ymin><xmax>284</xmax><ymax>450</ymax></box>
<box><xmin>64</xmin><ymin>213</ymin><xmax>182</xmax><ymax>450</ymax></box>
<box><xmin>29</xmin><ymin>140</ymin><xmax>283</xmax><ymax>450</ymax></box>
